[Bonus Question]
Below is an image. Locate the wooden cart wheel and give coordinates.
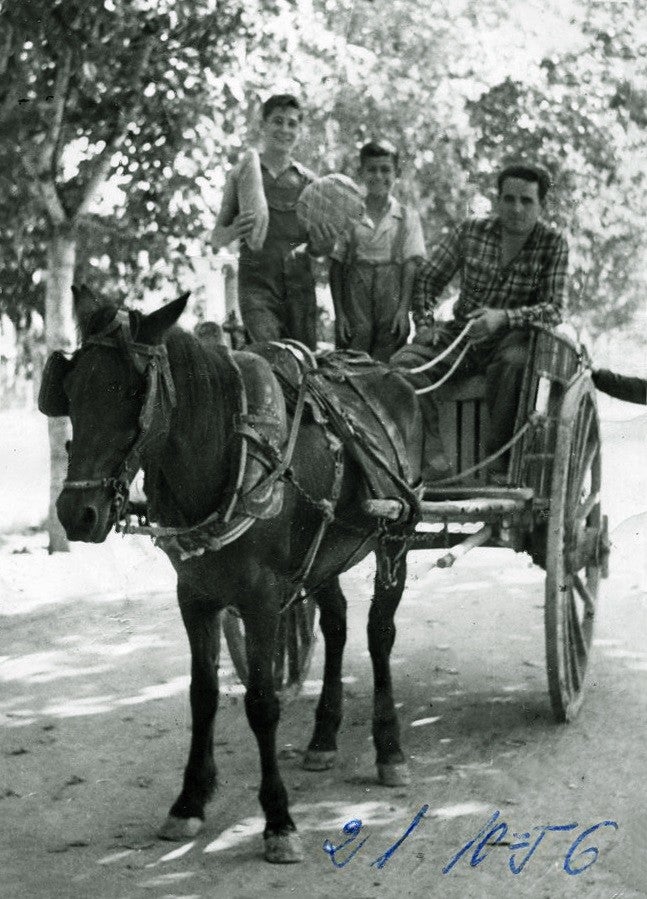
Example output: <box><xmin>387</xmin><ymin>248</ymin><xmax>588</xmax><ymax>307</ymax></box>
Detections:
<box><xmin>545</xmin><ymin>374</ymin><xmax>608</xmax><ymax>722</ymax></box>
<box><xmin>221</xmin><ymin>597</ymin><xmax>318</xmax><ymax>702</ymax></box>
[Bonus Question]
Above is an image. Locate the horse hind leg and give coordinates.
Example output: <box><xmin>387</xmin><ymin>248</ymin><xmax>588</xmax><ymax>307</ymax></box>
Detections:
<box><xmin>159</xmin><ymin>586</ymin><xmax>220</xmax><ymax>841</ymax></box>
<box><xmin>243</xmin><ymin>602</ymin><xmax>303</xmax><ymax>864</ymax></box>
<box><xmin>303</xmin><ymin>577</ymin><xmax>347</xmax><ymax>772</ymax></box>
<box><xmin>369</xmin><ymin>542</ymin><xmax>410</xmax><ymax>787</ymax></box>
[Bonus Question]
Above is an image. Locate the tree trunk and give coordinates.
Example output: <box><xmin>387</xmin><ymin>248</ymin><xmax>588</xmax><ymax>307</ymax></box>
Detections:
<box><xmin>45</xmin><ymin>228</ymin><xmax>76</xmax><ymax>553</ymax></box>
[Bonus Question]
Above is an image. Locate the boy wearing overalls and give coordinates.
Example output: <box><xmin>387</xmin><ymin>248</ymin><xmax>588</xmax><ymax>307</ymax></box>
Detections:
<box><xmin>212</xmin><ymin>94</ymin><xmax>335</xmax><ymax>350</ymax></box>
<box><xmin>329</xmin><ymin>140</ymin><xmax>426</xmax><ymax>362</ymax></box>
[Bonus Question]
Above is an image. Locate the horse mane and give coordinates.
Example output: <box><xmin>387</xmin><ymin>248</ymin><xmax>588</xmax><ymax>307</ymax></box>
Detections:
<box><xmin>146</xmin><ymin>326</ymin><xmax>242</xmax><ymax>525</ymax></box>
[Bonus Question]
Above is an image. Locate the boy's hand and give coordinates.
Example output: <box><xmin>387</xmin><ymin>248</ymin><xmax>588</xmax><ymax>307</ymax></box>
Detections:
<box><xmin>336</xmin><ymin>313</ymin><xmax>352</xmax><ymax>344</ymax></box>
<box><xmin>232</xmin><ymin>212</ymin><xmax>257</xmax><ymax>241</ymax></box>
<box><xmin>467</xmin><ymin>307</ymin><xmax>508</xmax><ymax>342</ymax></box>
<box><xmin>309</xmin><ymin>222</ymin><xmax>339</xmax><ymax>256</ymax></box>
<box><xmin>390</xmin><ymin>308</ymin><xmax>410</xmax><ymax>341</ymax></box>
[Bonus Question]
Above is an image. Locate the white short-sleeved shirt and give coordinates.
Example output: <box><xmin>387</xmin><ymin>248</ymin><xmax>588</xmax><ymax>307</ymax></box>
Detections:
<box><xmin>330</xmin><ymin>196</ymin><xmax>426</xmax><ymax>264</ymax></box>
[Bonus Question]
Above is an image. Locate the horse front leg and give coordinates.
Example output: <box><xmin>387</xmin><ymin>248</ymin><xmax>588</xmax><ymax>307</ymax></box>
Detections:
<box><xmin>303</xmin><ymin>577</ymin><xmax>347</xmax><ymax>771</ymax></box>
<box><xmin>243</xmin><ymin>602</ymin><xmax>303</xmax><ymax>864</ymax></box>
<box><xmin>369</xmin><ymin>542</ymin><xmax>410</xmax><ymax>787</ymax></box>
<box><xmin>159</xmin><ymin>584</ymin><xmax>220</xmax><ymax>840</ymax></box>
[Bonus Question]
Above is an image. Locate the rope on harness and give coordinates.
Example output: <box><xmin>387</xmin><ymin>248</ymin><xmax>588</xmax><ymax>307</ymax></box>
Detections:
<box><xmin>414</xmin><ymin>343</ymin><xmax>470</xmax><ymax>395</ymax></box>
<box><xmin>406</xmin><ymin>322</ymin><xmax>472</xmax><ymax>374</ymax></box>
<box><xmin>281</xmin><ymin>435</ymin><xmax>345</xmax><ymax>615</ymax></box>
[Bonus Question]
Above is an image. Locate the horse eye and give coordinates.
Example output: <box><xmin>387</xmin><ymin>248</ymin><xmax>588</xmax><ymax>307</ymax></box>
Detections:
<box><xmin>65</xmin><ymin>440</ymin><xmax>72</xmax><ymax>454</ymax></box>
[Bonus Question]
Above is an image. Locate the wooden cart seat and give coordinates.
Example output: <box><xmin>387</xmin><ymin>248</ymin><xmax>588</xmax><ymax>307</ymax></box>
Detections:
<box><xmin>433</xmin><ymin>375</ymin><xmax>489</xmax><ymax>483</ymax></box>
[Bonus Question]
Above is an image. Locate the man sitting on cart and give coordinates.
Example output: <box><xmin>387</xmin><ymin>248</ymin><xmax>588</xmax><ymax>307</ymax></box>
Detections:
<box><xmin>391</xmin><ymin>163</ymin><xmax>569</xmax><ymax>484</ymax></box>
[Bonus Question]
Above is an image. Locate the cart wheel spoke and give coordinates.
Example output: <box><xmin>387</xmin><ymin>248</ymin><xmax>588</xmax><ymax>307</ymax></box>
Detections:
<box><xmin>222</xmin><ymin>599</ymin><xmax>318</xmax><ymax>702</ymax></box>
<box><xmin>565</xmin><ymin>611</ymin><xmax>582</xmax><ymax>693</ymax></box>
<box><xmin>573</xmin><ymin>573</ymin><xmax>596</xmax><ymax>616</ymax></box>
<box><xmin>566</xmin><ymin>590</ymin><xmax>587</xmax><ymax>672</ymax></box>
<box><xmin>575</xmin><ymin>490</ymin><xmax>600</xmax><ymax>526</ymax></box>
<box><xmin>570</xmin><ymin>439</ymin><xmax>599</xmax><ymax>511</ymax></box>
<box><xmin>572</xmin><ymin>398</ymin><xmax>594</xmax><ymax>471</ymax></box>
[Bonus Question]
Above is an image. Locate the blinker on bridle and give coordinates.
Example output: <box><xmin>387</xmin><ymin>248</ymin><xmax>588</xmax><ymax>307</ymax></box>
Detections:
<box><xmin>49</xmin><ymin>309</ymin><xmax>177</xmax><ymax>521</ymax></box>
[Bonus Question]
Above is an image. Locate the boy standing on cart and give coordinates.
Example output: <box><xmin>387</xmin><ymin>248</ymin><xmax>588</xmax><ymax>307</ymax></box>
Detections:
<box><xmin>392</xmin><ymin>164</ymin><xmax>569</xmax><ymax>482</ymax></box>
<box><xmin>329</xmin><ymin>140</ymin><xmax>427</xmax><ymax>362</ymax></box>
<box><xmin>211</xmin><ymin>94</ymin><xmax>336</xmax><ymax>351</ymax></box>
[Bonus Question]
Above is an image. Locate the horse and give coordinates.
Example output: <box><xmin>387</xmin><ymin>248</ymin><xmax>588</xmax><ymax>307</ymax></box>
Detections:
<box><xmin>46</xmin><ymin>285</ymin><xmax>423</xmax><ymax>864</ymax></box>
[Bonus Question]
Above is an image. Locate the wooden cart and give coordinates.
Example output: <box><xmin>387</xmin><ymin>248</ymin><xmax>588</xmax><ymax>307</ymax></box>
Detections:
<box><xmin>223</xmin><ymin>326</ymin><xmax>610</xmax><ymax>721</ymax></box>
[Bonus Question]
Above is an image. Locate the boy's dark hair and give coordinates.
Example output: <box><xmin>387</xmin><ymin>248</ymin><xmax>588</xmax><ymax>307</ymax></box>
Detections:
<box><xmin>262</xmin><ymin>93</ymin><xmax>303</xmax><ymax>122</ymax></box>
<box><xmin>359</xmin><ymin>139</ymin><xmax>399</xmax><ymax>172</ymax></box>
<box><xmin>497</xmin><ymin>164</ymin><xmax>551</xmax><ymax>202</ymax></box>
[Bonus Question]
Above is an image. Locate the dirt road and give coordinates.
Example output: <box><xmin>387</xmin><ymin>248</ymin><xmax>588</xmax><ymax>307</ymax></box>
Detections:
<box><xmin>1</xmin><ymin>416</ymin><xmax>645</xmax><ymax>898</ymax></box>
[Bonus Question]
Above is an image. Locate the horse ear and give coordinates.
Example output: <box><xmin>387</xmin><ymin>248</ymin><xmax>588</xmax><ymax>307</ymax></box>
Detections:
<box><xmin>72</xmin><ymin>284</ymin><xmax>104</xmax><ymax>338</ymax></box>
<box><xmin>137</xmin><ymin>293</ymin><xmax>190</xmax><ymax>344</ymax></box>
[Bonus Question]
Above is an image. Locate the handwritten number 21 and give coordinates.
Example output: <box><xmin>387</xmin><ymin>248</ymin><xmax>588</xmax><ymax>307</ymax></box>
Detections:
<box><xmin>323</xmin><ymin>805</ymin><xmax>429</xmax><ymax>869</ymax></box>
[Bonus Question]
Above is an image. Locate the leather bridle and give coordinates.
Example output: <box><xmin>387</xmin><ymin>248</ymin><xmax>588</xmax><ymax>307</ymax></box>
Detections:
<box><xmin>62</xmin><ymin>310</ymin><xmax>177</xmax><ymax>525</ymax></box>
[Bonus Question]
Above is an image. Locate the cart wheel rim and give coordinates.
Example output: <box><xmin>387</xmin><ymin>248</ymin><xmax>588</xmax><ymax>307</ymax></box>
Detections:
<box><xmin>545</xmin><ymin>378</ymin><xmax>602</xmax><ymax>722</ymax></box>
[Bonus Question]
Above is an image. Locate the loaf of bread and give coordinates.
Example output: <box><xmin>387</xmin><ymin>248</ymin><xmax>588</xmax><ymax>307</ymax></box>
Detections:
<box><xmin>237</xmin><ymin>148</ymin><xmax>269</xmax><ymax>252</ymax></box>
<box><xmin>296</xmin><ymin>173</ymin><xmax>365</xmax><ymax>234</ymax></box>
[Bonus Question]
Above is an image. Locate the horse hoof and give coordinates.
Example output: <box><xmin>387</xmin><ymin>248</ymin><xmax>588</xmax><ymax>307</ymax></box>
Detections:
<box><xmin>158</xmin><ymin>815</ymin><xmax>204</xmax><ymax>841</ymax></box>
<box><xmin>377</xmin><ymin>762</ymin><xmax>411</xmax><ymax>787</ymax></box>
<box><xmin>264</xmin><ymin>830</ymin><xmax>304</xmax><ymax>864</ymax></box>
<box><xmin>302</xmin><ymin>750</ymin><xmax>336</xmax><ymax>771</ymax></box>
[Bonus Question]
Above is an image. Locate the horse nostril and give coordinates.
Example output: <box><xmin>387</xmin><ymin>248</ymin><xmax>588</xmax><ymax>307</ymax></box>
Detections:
<box><xmin>81</xmin><ymin>506</ymin><xmax>98</xmax><ymax>531</ymax></box>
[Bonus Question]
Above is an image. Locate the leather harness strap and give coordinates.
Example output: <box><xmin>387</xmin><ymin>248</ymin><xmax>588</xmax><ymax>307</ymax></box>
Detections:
<box><xmin>126</xmin><ymin>353</ymin><xmax>313</xmax><ymax>561</ymax></box>
<box><xmin>60</xmin><ymin>316</ymin><xmax>338</xmax><ymax>585</ymax></box>
<box><xmin>60</xmin><ymin>317</ymin><xmax>412</xmax><ymax>598</ymax></box>
<box><xmin>63</xmin><ymin>312</ymin><xmax>176</xmax><ymax>521</ymax></box>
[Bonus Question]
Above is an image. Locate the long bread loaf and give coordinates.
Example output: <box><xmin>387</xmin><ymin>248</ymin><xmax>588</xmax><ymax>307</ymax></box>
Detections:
<box><xmin>237</xmin><ymin>149</ymin><xmax>269</xmax><ymax>252</ymax></box>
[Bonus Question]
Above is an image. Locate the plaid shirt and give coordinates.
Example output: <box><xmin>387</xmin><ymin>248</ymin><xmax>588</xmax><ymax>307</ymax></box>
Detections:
<box><xmin>412</xmin><ymin>217</ymin><xmax>568</xmax><ymax>330</ymax></box>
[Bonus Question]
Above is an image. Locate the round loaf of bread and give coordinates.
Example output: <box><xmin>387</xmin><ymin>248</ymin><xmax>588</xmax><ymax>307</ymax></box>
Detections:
<box><xmin>296</xmin><ymin>173</ymin><xmax>365</xmax><ymax>234</ymax></box>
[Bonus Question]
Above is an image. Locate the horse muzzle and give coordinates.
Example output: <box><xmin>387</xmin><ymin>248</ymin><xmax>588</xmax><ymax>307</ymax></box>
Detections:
<box><xmin>56</xmin><ymin>485</ymin><xmax>115</xmax><ymax>543</ymax></box>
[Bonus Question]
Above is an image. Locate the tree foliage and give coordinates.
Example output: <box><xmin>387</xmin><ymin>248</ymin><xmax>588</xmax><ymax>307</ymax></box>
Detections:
<box><xmin>1</xmin><ymin>0</ymin><xmax>645</xmax><ymax>334</ymax></box>
<box><xmin>0</xmin><ymin>0</ymin><xmax>278</xmax><ymax>550</ymax></box>
<box><xmin>465</xmin><ymin>0</ymin><xmax>647</xmax><ymax>330</ymax></box>
<box><xmin>0</xmin><ymin>0</ymin><xmax>272</xmax><ymax>316</ymax></box>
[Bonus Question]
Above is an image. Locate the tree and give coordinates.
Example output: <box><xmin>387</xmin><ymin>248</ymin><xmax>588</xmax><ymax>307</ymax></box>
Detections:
<box><xmin>304</xmin><ymin>0</ymin><xmax>647</xmax><ymax>335</ymax></box>
<box><xmin>0</xmin><ymin>0</ymin><xmax>265</xmax><ymax>550</ymax></box>
<box><xmin>465</xmin><ymin>0</ymin><xmax>647</xmax><ymax>332</ymax></box>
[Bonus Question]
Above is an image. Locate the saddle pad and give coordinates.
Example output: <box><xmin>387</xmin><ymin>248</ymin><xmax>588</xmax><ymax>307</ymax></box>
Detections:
<box><xmin>254</xmin><ymin>344</ymin><xmax>422</xmax><ymax>517</ymax></box>
<box><xmin>250</xmin><ymin>339</ymin><xmax>326</xmax><ymax>426</ymax></box>
<box><xmin>230</xmin><ymin>349</ymin><xmax>288</xmax><ymax>519</ymax></box>
<box><xmin>313</xmin><ymin>351</ymin><xmax>422</xmax><ymax>503</ymax></box>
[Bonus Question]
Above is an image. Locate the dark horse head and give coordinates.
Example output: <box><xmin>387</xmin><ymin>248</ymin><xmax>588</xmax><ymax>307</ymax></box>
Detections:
<box><xmin>53</xmin><ymin>285</ymin><xmax>189</xmax><ymax>542</ymax></box>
